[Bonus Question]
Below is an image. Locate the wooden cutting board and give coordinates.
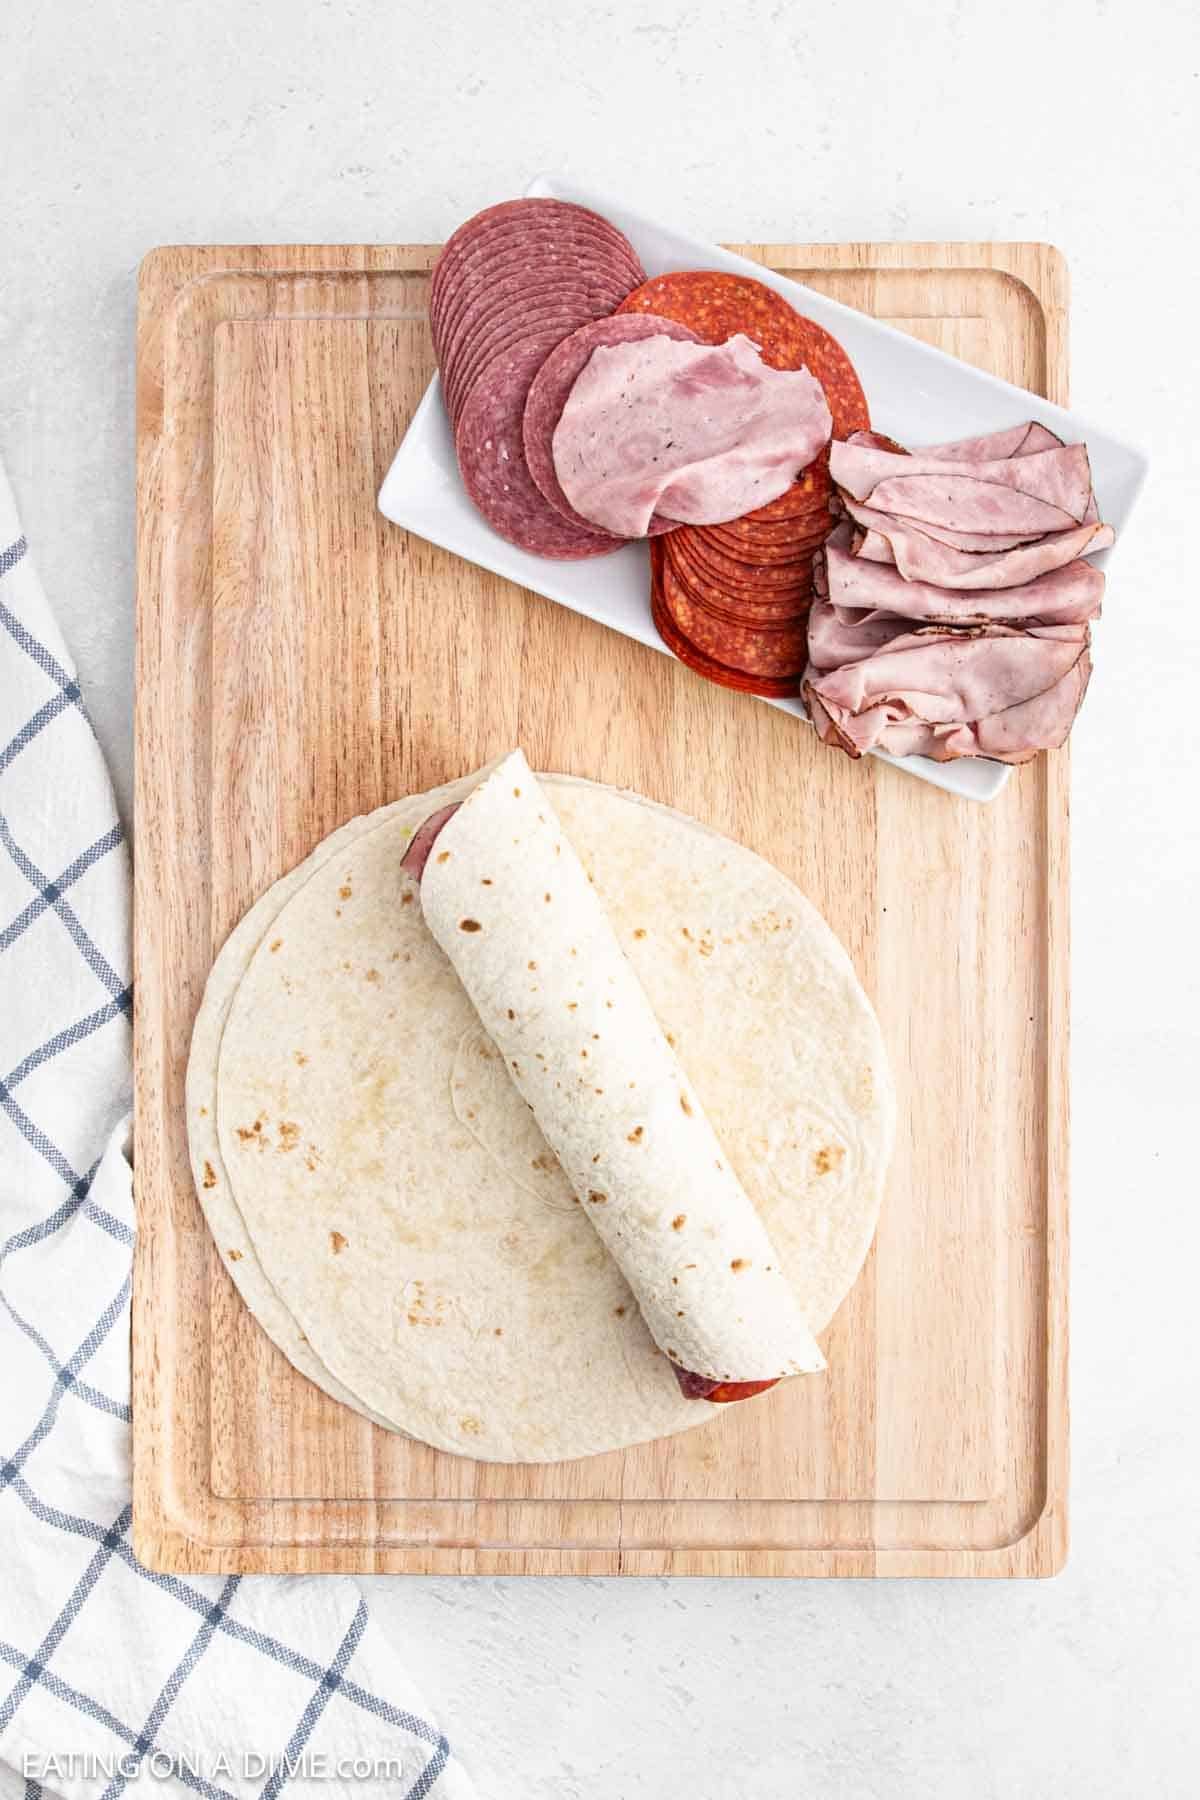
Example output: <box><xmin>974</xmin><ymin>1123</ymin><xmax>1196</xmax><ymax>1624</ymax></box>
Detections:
<box><xmin>133</xmin><ymin>240</ymin><xmax>1069</xmax><ymax>1576</ymax></box>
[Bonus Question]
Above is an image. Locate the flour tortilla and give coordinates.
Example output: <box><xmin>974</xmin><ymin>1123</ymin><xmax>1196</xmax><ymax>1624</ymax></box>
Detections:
<box><xmin>412</xmin><ymin>752</ymin><xmax>825</xmax><ymax>1384</ymax></box>
<box><xmin>186</xmin><ymin>777</ymin><xmax>477</xmax><ymax>1426</ymax></box>
<box><xmin>192</xmin><ymin>772</ymin><xmax>894</xmax><ymax>1462</ymax></box>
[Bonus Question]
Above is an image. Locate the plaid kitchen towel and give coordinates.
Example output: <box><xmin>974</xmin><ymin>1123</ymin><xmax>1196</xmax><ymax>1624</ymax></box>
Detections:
<box><xmin>0</xmin><ymin>459</ymin><xmax>477</xmax><ymax>1800</ymax></box>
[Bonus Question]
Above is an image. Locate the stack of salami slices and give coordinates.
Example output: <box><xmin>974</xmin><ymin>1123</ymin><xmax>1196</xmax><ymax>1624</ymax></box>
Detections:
<box><xmin>618</xmin><ymin>273</ymin><xmax>870</xmax><ymax>697</ymax></box>
<box><xmin>430</xmin><ymin>199</ymin><xmax>649</xmax><ymax>559</ymax></box>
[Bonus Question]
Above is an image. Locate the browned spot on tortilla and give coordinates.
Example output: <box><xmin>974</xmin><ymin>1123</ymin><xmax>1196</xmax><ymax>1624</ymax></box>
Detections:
<box><xmin>493</xmin><ymin>1326</ymin><xmax>503</xmax><ymax>1336</ymax></box>
<box><xmin>305</xmin><ymin>1144</ymin><xmax>322</xmax><ymax>1171</ymax></box>
<box><xmin>277</xmin><ymin>1121</ymin><xmax>301</xmax><ymax>1153</ymax></box>
<box><xmin>339</xmin><ymin>884</ymin><xmax>352</xmax><ymax>899</ymax></box>
<box><xmin>330</xmin><ymin>1231</ymin><xmax>348</xmax><ymax>1254</ymax></box>
<box><xmin>814</xmin><ymin>1143</ymin><xmax>846</xmax><ymax>1175</ymax></box>
<box><xmin>544</xmin><ymin>892</ymin><xmax>552</xmax><ymax>903</ymax></box>
<box><xmin>528</xmin><ymin>959</ymin><xmax>537</xmax><ymax>971</ymax></box>
<box><xmin>681</xmin><ymin>927</ymin><xmax>693</xmax><ymax>941</ymax></box>
<box><xmin>459</xmin><ymin>918</ymin><xmax>482</xmax><ymax>932</ymax></box>
<box><xmin>588</xmin><ymin>1191</ymin><xmax>607</xmax><ymax>1204</ymax></box>
<box><xmin>269</xmin><ymin>938</ymin><xmax>282</xmax><ymax>953</ymax></box>
<box><xmin>401</xmin><ymin>891</ymin><xmax>414</xmax><ymax>905</ymax></box>
<box><xmin>365</xmin><ymin>968</ymin><xmax>381</xmax><ymax>985</ymax></box>
<box><xmin>506</xmin><ymin>1008</ymin><xmax>515</xmax><ymax>1020</ymax></box>
<box><xmin>594</xmin><ymin>1088</ymin><xmax>604</xmax><ymax>1095</ymax></box>
<box><xmin>592</xmin><ymin>1153</ymin><xmax>601</xmax><ymax>1163</ymax></box>
<box><xmin>294</xmin><ymin>1050</ymin><xmax>308</xmax><ymax>1066</ymax></box>
<box><xmin>465</xmin><ymin>1109</ymin><xmax>476</xmax><ymax>1121</ymax></box>
<box><xmin>567</xmin><ymin>1001</ymin><xmax>577</xmax><ymax>1010</ymax></box>
<box><xmin>628</xmin><ymin>1126</ymin><xmax>644</xmax><ymax>1144</ymax></box>
<box><xmin>731</xmin><ymin>1258</ymin><xmax>749</xmax><ymax>1272</ymax></box>
<box><xmin>201</xmin><ymin>1160</ymin><xmax>217</xmax><ymax>1189</ymax></box>
<box><xmin>677</xmin><ymin>1310</ymin><xmax>685</xmax><ymax>1317</ymax></box>
<box><xmin>684</xmin><ymin>1262</ymin><xmax>697</xmax><ymax>1269</ymax></box>
<box><xmin>460</xmin><ymin>1416</ymin><xmax>482</xmax><ymax>1435</ymax></box>
<box><xmin>342</xmin><ymin>960</ymin><xmax>351</xmax><ymax>971</ymax></box>
<box><xmin>435</xmin><ymin>849</ymin><xmax>451</xmax><ymax>864</ymax></box>
<box><xmin>235</xmin><ymin>1117</ymin><xmax>266</xmax><ymax>1145</ymax></box>
<box><xmin>715</xmin><ymin>1160</ymin><xmax>723</xmax><ymax>1172</ymax></box>
<box><xmin>679</xmin><ymin>1093</ymin><xmax>693</xmax><ymax>1117</ymax></box>
<box><xmin>580</xmin><ymin>1048</ymin><xmax>588</xmax><ymax>1059</ymax></box>
<box><xmin>698</xmin><ymin>940</ymin><xmax>713</xmax><ymax>957</ymax></box>
<box><xmin>390</xmin><ymin>951</ymin><xmax>401</xmax><ymax>961</ymax></box>
<box><xmin>633</xmin><ymin>928</ymin><xmax>646</xmax><ymax>940</ymax></box>
<box><xmin>671</xmin><ymin>1214</ymin><xmax>686</xmax><ymax>1230</ymax></box>
<box><xmin>227</xmin><ymin>1248</ymin><xmax>243</xmax><ymax>1262</ymax></box>
<box><xmin>666</xmin><ymin>1032</ymin><xmax>677</xmax><ymax>1047</ymax></box>
<box><xmin>513</xmin><ymin>786</ymin><xmax>521</xmax><ymax>796</ymax></box>
<box><xmin>199</xmin><ymin>1105</ymin><xmax>208</xmax><ymax>1117</ymax></box>
<box><xmin>614</xmin><ymin>1304</ymin><xmax>626</xmax><ymax>1317</ymax></box>
<box><xmin>511</xmin><ymin>1059</ymin><xmax>521</xmax><ymax>1074</ymax></box>
<box><xmin>531</xmin><ymin>1153</ymin><xmax>556</xmax><ymax>1173</ymax></box>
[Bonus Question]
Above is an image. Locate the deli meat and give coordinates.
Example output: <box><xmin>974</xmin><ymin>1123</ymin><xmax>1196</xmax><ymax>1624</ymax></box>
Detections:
<box><xmin>845</xmin><ymin>422</ymin><xmax>1063</xmax><ymax>462</ymax></box>
<box><xmin>551</xmin><ymin>333</ymin><xmax>832</xmax><ymax>538</ymax></box>
<box><xmin>829</xmin><ymin>440</ymin><xmax>1094</xmax><ymax>524</ymax></box>
<box><xmin>847</xmin><ymin>514</ymin><xmax>1115</xmax><ymax>589</ymax></box>
<box><xmin>803</xmin><ymin>619</ymin><xmax>1092</xmax><ymax>764</ymax></box>
<box><xmin>823</xmin><ymin>537</ymin><xmax>1105</xmax><ymax>625</ymax></box>
<box><xmin>811</xmin><ymin>422</ymin><xmax>1113</xmax><ymax>764</ymax></box>
<box><xmin>916</xmin><ymin>421</ymin><xmax>1064</xmax><ymax>461</ymax></box>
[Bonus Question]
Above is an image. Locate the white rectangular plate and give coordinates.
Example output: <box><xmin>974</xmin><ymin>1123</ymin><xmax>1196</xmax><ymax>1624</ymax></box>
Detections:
<box><xmin>378</xmin><ymin>174</ymin><xmax>1148</xmax><ymax>802</ymax></box>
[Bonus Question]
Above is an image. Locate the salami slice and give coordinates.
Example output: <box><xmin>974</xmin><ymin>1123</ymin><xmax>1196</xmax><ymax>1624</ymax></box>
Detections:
<box><xmin>522</xmin><ymin>314</ymin><xmax>700</xmax><ymax>539</ymax></box>
<box><xmin>431</xmin><ymin>198</ymin><xmax>644</xmax><ymax>311</ymax></box>
<box><xmin>448</xmin><ymin>301</ymin><xmax>613</xmax><ymax>428</ymax></box>
<box><xmin>455</xmin><ymin>334</ymin><xmax>620</xmax><ymax>559</ymax></box>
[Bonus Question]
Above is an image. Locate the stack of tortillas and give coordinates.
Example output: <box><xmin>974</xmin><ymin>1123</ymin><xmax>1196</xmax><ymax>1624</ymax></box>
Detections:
<box><xmin>187</xmin><ymin>753</ymin><xmax>895</xmax><ymax>1462</ymax></box>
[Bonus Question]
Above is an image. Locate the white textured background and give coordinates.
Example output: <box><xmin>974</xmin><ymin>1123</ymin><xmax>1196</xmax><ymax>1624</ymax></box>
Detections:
<box><xmin>3</xmin><ymin>1</ymin><xmax>1198</xmax><ymax>1795</ymax></box>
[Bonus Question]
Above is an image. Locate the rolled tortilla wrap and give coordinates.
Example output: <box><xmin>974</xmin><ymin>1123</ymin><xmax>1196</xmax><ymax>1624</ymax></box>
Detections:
<box><xmin>401</xmin><ymin>749</ymin><xmax>825</xmax><ymax>1386</ymax></box>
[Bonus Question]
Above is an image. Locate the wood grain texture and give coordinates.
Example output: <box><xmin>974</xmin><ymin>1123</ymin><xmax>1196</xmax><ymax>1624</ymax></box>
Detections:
<box><xmin>133</xmin><ymin>241</ymin><xmax>1070</xmax><ymax>1576</ymax></box>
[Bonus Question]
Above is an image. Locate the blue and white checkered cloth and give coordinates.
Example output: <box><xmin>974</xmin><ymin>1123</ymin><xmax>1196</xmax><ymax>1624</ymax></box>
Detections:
<box><xmin>0</xmin><ymin>461</ymin><xmax>477</xmax><ymax>1800</ymax></box>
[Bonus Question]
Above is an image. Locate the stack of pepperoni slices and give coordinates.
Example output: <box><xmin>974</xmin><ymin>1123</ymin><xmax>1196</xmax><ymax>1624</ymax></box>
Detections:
<box><xmin>617</xmin><ymin>273</ymin><xmax>869</xmax><ymax>697</ymax></box>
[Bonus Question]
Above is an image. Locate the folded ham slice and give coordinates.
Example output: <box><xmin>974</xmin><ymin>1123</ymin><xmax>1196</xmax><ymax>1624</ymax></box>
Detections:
<box><xmin>829</xmin><ymin>440</ymin><xmax>1094</xmax><ymax>524</ymax></box>
<box><xmin>824</xmin><ymin>538</ymin><xmax>1104</xmax><ymax>626</ymax></box>
<box><xmin>914</xmin><ymin>421</ymin><xmax>1064</xmax><ymax>461</ymax></box>
<box><xmin>843</xmin><ymin>496</ymin><xmax>1049</xmax><ymax>554</ymax></box>
<box><xmin>814</xmin><ymin>421</ymin><xmax>1112</xmax><ymax>765</ymax></box>
<box><xmin>551</xmin><ymin>332</ymin><xmax>832</xmax><ymax>537</ymax></box>
<box><xmin>846</xmin><ymin>421</ymin><xmax>1063</xmax><ymax>460</ymax></box>
<box><xmin>803</xmin><ymin>620</ymin><xmax>1092</xmax><ymax>764</ymax></box>
<box><xmin>848</xmin><ymin>515</ymin><xmax>1114</xmax><ymax>589</ymax></box>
